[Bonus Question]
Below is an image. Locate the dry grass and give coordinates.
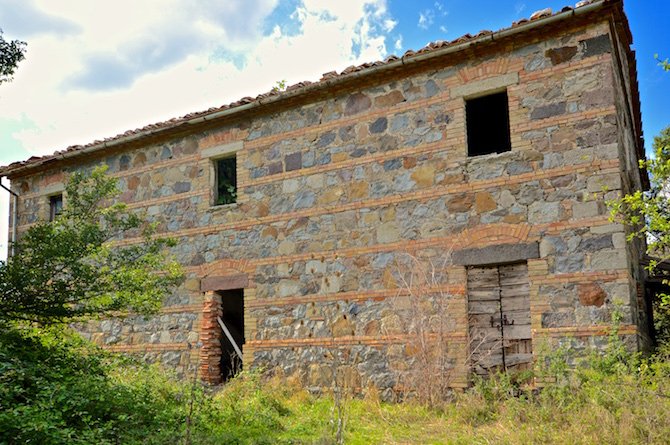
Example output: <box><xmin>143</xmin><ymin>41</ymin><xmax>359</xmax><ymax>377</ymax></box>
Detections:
<box><xmin>209</xmin><ymin>348</ymin><xmax>670</xmax><ymax>444</ymax></box>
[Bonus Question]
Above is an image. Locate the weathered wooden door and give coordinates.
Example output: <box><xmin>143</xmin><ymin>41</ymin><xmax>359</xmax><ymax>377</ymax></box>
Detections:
<box><xmin>467</xmin><ymin>262</ymin><xmax>532</xmax><ymax>377</ymax></box>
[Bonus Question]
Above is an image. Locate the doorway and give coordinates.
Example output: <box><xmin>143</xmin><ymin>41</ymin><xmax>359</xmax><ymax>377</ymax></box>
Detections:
<box><xmin>217</xmin><ymin>288</ymin><xmax>245</xmax><ymax>381</ymax></box>
<box><xmin>467</xmin><ymin>262</ymin><xmax>532</xmax><ymax>377</ymax></box>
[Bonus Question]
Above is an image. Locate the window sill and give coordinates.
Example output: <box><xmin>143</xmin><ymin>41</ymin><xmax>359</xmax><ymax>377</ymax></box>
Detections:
<box><xmin>208</xmin><ymin>202</ymin><xmax>240</xmax><ymax>212</ymax></box>
<box><xmin>466</xmin><ymin>149</ymin><xmax>514</xmax><ymax>159</ymax></box>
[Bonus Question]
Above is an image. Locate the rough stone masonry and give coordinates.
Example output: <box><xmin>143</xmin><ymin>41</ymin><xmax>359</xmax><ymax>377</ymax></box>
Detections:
<box><xmin>0</xmin><ymin>0</ymin><xmax>652</xmax><ymax>397</ymax></box>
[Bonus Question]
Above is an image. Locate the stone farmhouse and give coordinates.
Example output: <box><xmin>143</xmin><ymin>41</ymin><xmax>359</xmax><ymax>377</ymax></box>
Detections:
<box><xmin>0</xmin><ymin>0</ymin><xmax>652</xmax><ymax>393</ymax></box>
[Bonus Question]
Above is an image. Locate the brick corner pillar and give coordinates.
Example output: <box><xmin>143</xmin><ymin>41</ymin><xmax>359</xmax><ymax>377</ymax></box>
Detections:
<box><xmin>199</xmin><ymin>290</ymin><xmax>223</xmax><ymax>384</ymax></box>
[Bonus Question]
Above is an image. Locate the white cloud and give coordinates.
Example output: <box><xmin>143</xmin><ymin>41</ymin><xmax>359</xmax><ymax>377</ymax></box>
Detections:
<box><xmin>0</xmin><ymin>0</ymin><xmax>394</xmax><ymax>157</ymax></box>
<box><xmin>383</xmin><ymin>18</ymin><xmax>398</xmax><ymax>32</ymax></box>
<box><xmin>0</xmin><ymin>0</ymin><xmax>81</xmax><ymax>37</ymax></box>
<box><xmin>418</xmin><ymin>9</ymin><xmax>435</xmax><ymax>30</ymax></box>
<box><xmin>394</xmin><ymin>36</ymin><xmax>403</xmax><ymax>51</ymax></box>
<box><xmin>439</xmin><ymin>25</ymin><xmax>448</xmax><ymax>34</ymax></box>
<box><xmin>515</xmin><ymin>3</ymin><xmax>527</xmax><ymax>15</ymax></box>
<box><xmin>434</xmin><ymin>1</ymin><xmax>448</xmax><ymax>16</ymax></box>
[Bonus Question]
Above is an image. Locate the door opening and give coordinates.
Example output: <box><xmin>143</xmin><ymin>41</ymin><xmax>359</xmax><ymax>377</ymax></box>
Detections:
<box><xmin>217</xmin><ymin>288</ymin><xmax>244</xmax><ymax>381</ymax></box>
<box><xmin>467</xmin><ymin>262</ymin><xmax>532</xmax><ymax>378</ymax></box>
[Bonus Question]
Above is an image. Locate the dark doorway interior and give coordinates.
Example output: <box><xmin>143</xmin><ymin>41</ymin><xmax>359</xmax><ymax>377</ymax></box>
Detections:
<box><xmin>218</xmin><ymin>288</ymin><xmax>244</xmax><ymax>381</ymax></box>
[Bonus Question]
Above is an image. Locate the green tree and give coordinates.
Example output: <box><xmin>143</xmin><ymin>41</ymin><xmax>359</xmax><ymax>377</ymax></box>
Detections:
<box><xmin>610</xmin><ymin>126</ymin><xmax>670</xmax><ymax>342</ymax></box>
<box><xmin>0</xmin><ymin>28</ymin><xmax>26</xmax><ymax>84</ymax></box>
<box><xmin>610</xmin><ymin>58</ymin><xmax>670</xmax><ymax>344</ymax></box>
<box><xmin>0</xmin><ymin>166</ymin><xmax>183</xmax><ymax>325</ymax></box>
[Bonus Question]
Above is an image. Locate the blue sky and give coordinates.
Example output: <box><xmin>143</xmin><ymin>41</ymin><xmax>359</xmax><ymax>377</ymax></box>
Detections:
<box><xmin>0</xmin><ymin>0</ymin><xmax>669</xmax><ymax>257</ymax></box>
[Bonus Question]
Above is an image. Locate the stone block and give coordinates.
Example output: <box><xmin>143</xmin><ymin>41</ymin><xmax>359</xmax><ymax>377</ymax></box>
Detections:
<box><xmin>306</xmin><ymin>174</ymin><xmax>324</xmax><ymax>189</ymax></box>
<box><xmin>278</xmin><ymin>280</ymin><xmax>301</xmax><ymax>298</ymax></box>
<box><xmin>282</xmin><ymin>179</ymin><xmax>299</xmax><ymax>193</ymax></box>
<box><xmin>285</xmin><ymin>152</ymin><xmax>302</xmax><ymax>171</ymax></box>
<box><xmin>587</xmin><ymin>173</ymin><xmax>621</xmax><ymax>192</ymax></box>
<box><xmin>452</xmin><ymin>242</ymin><xmax>539</xmax><ymax>266</ymax></box>
<box><xmin>612</xmin><ymin>232</ymin><xmax>626</xmax><ymax>249</ymax></box>
<box><xmin>555</xmin><ymin>254</ymin><xmax>584</xmax><ymax>273</ymax></box>
<box><xmin>528</xmin><ymin>201</ymin><xmax>560</xmax><ymax>223</ymax></box>
<box><xmin>317</xmin><ymin>131</ymin><xmax>336</xmax><ymax>147</ymax></box>
<box><xmin>306</xmin><ymin>260</ymin><xmax>326</xmax><ymax>274</ymax></box>
<box><xmin>277</xmin><ymin>240</ymin><xmax>296</xmax><ymax>255</ymax></box>
<box><xmin>450</xmin><ymin>73</ymin><xmax>519</xmax><ymax>98</ymax></box>
<box><xmin>541</xmin><ymin>312</ymin><xmax>576</xmax><ymax>328</ymax></box>
<box><xmin>446</xmin><ymin>193</ymin><xmax>473</xmax><ymax>213</ymax></box>
<box><xmin>332</xmin><ymin>316</ymin><xmax>354</xmax><ymax>337</ymax></box>
<box><xmin>590</xmin><ymin>223</ymin><xmax>624</xmax><ymax>234</ymax></box>
<box><xmin>369</xmin><ymin>117</ymin><xmax>388</xmax><ymax>134</ymax></box>
<box><xmin>474</xmin><ymin>191</ymin><xmax>497</xmax><ymax>213</ymax></box>
<box><xmin>201</xmin><ymin>141</ymin><xmax>243</xmax><ymax>159</ymax></box>
<box><xmin>578</xmin><ymin>235</ymin><xmax>613</xmax><ymax>252</ymax></box>
<box><xmin>377</xmin><ymin>222</ymin><xmax>400</xmax><ymax>243</ymax></box>
<box><xmin>410</xmin><ymin>165</ymin><xmax>435</xmax><ymax>188</ymax></box>
<box><xmin>201</xmin><ymin>274</ymin><xmax>249</xmax><ymax>292</ymax></box>
<box><xmin>531</xmin><ymin>102</ymin><xmax>567</xmax><ymax>120</ymax></box>
<box><xmin>572</xmin><ymin>201</ymin><xmax>600</xmax><ymax>219</ymax></box>
<box><xmin>578</xmin><ymin>283</ymin><xmax>607</xmax><ymax>307</ymax></box>
<box><xmin>321</xmin><ymin>275</ymin><xmax>342</xmax><ymax>293</ymax></box>
<box><xmin>375</xmin><ymin>90</ymin><xmax>405</xmax><ymax>108</ymax></box>
<box><xmin>344</xmin><ymin>93</ymin><xmax>371</xmax><ymax>116</ymax></box>
<box><xmin>545</xmin><ymin>46</ymin><xmax>578</xmax><ymax>65</ymax></box>
<box><xmin>591</xmin><ymin>249</ymin><xmax>627</xmax><ymax>271</ymax></box>
<box><xmin>267</xmin><ymin>162</ymin><xmax>282</xmax><ymax>175</ymax></box>
<box><xmin>580</xmin><ymin>34</ymin><xmax>611</xmax><ymax>58</ymax></box>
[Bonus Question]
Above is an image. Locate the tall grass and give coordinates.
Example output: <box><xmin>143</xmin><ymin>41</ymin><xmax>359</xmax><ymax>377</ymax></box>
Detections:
<box><xmin>3</xmin><ymin>323</ymin><xmax>670</xmax><ymax>444</ymax></box>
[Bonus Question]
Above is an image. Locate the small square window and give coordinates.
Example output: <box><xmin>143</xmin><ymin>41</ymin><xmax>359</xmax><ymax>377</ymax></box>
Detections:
<box><xmin>215</xmin><ymin>156</ymin><xmax>237</xmax><ymax>205</ymax></box>
<box><xmin>466</xmin><ymin>91</ymin><xmax>512</xmax><ymax>157</ymax></box>
<box><xmin>49</xmin><ymin>194</ymin><xmax>63</xmax><ymax>221</ymax></box>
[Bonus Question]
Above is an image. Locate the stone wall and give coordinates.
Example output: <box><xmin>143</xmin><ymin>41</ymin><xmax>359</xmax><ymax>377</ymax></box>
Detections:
<box><xmin>9</xmin><ymin>17</ymin><xmax>647</xmax><ymax>392</ymax></box>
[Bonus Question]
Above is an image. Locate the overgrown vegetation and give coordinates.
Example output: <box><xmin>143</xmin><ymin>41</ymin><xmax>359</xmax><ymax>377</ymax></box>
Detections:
<box><xmin>609</xmin><ymin>59</ymin><xmax>670</xmax><ymax>342</ymax></box>
<box><xmin>3</xmin><ymin>321</ymin><xmax>670</xmax><ymax>444</ymax></box>
<box><xmin>610</xmin><ymin>125</ymin><xmax>670</xmax><ymax>342</ymax></box>
<box><xmin>0</xmin><ymin>166</ymin><xmax>183</xmax><ymax>324</ymax></box>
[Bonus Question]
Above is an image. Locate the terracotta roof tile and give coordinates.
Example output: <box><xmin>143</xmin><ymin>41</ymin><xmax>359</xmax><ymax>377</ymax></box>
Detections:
<box><xmin>530</xmin><ymin>8</ymin><xmax>553</xmax><ymax>20</ymax></box>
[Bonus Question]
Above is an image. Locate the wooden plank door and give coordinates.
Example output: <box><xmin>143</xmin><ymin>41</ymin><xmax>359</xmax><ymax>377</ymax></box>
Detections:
<box><xmin>467</xmin><ymin>262</ymin><xmax>532</xmax><ymax>377</ymax></box>
<box><xmin>467</xmin><ymin>266</ymin><xmax>505</xmax><ymax>377</ymax></box>
<box><xmin>498</xmin><ymin>263</ymin><xmax>532</xmax><ymax>371</ymax></box>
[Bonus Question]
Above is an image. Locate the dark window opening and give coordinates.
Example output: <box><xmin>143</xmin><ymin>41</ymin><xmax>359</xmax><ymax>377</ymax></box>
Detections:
<box><xmin>218</xmin><ymin>289</ymin><xmax>244</xmax><ymax>381</ymax></box>
<box><xmin>466</xmin><ymin>91</ymin><xmax>512</xmax><ymax>157</ymax></box>
<box><xmin>215</xmin><ymin>157</ymin><xmax>237</xmax><ymax>205</ymax></box>
<box><xmin>49</xmin><ymin>194</ymin><xmax>63</xmax><ymax>221</ymax></box>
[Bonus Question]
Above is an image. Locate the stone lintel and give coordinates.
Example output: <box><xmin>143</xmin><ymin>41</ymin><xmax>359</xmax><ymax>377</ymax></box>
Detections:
<box><xmin>452</xmin><ymin>242</ymin><xmax>540</xmax><ymax>266</ymax></box>
<box><xmin>201</xmin><ymin>273</ymin><xmax>249</xmax><ymax>292</ymax></box>
<box><xmin>451</xmin><ymin>73</ymin><xmax>519</xmax><ymax>99</ymax></box>
<box><xmin>42</xmin><ymin>183</ymin><xmax>65</xmax><ymax>197</ymax></box>
<box><xmin>201</xmin><ymin>141</ymin><xmax>243</xmax><ymax>159</ymax></box>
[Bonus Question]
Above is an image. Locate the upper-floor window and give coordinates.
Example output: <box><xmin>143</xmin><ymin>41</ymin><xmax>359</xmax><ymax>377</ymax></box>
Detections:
<box><xmin>466</xmin><ymin>90</ymin><xmax>512</xmax><ymax>157</ymax></box>
<box><xmin>49</xmin><ymin>194</ymin><xmax>63</xmax><ymax>221</ymax></box>
<box><xmin>215</xmin><ymin>156</ymin><xmax>237</xmax><ymax>205</ymax></box>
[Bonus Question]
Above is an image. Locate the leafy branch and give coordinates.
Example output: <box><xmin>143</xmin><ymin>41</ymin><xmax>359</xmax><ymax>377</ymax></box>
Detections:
<box><xmin>0</xmin><ymin>165</ymin><xmax>183</xmax><ymax>325</ymax></box>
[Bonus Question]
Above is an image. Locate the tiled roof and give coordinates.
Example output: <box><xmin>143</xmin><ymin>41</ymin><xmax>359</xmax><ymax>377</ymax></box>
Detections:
<box><xmin>1</xmin><ymin>0</ymin><xmax>626</xmax><ymax>177</ymax></box>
